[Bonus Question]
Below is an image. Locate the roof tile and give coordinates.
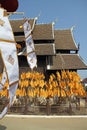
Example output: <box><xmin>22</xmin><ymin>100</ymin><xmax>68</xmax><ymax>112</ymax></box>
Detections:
<box><xmin>33</xmin><ymin>23</ymin><xmax>54</xmax><ymax>40</ymax></box>
<box><xmin>10</xmin><ymin>19</ymin><xmax>35</xmax><ymax>32</ymax></box>
<box><xmin>54</xmin><ymin>29</ymin><xmax>78</xmax><ymax>50</ymax></box>
<box><xmin>49</xmin><ymin>54</ymin><xmax>87</xmax><ymax>70</ymax></box>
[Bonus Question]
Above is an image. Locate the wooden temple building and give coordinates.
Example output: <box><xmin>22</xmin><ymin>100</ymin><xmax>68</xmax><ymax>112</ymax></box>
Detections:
<box><xmin>0</xmin><ymin>17</ymin><xmax>87</xmax><ymax>77</ymax></box>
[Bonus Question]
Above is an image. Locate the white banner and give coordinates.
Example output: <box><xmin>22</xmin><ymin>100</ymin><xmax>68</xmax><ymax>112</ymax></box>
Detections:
<box><xmin>0</xmin><ymin>17</ymin><xmax>14</xmax><ymax>41</ymax></box>
<box><xmin>23</xmin><ymin>20</ymin><xmax>31</xmax><ymax>38</ymax></box>
<box><xmin>23</xmin><ymin>20</ymin><xmax>37</xmax><ymax>70</ymax></box>
<box><xmin>26</xmin><ymin>35</ymin><xmax>35</xmax><ymax>53</ymax></box>
<box><xmin>0</xmin><ymin>8</ymin><xmax>19</xmax><ymax>119</ymax></box>
<box><xmin>0</xmin><ymin>42</ymin><xmax>19</xmax><ymax>85</ymax></box>
<box><xmin>0</xmin><ymin>68</ymin><xmax>7</xmax><ymax>91</ymax></box>
<box><xmin>27</xmin><ymin>52</ymin><xmax>37</xmax><ymax>69</ymax></box>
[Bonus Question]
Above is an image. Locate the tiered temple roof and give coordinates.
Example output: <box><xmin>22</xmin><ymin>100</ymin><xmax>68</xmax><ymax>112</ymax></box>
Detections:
<box><xmin>10</xmin><ymin>18</ymin><xmax>35</xmax><ymax>32</ymax></box>
<box><xmin>35</xmin><ymin>44</ymin><xmax>55</xmax><ymax>55</ymax></box>
<box><xmin>9</xmin><ymin>18</ymin><xmax>87</xmax><ymax>73</ymax></box>
<box><xmin>32</xmin><ymin>23</ymin><xmax>54</xmax><ymax>40</ymax></box>
<box><xmin>49</xmin><ymin>54</ymin><xmax>87</xmax><ymax>70</ymax></box>
<box><xmin>54</xmin><ymin>29</ymin><xmax>78</xmax><ymax>51</ymax></box>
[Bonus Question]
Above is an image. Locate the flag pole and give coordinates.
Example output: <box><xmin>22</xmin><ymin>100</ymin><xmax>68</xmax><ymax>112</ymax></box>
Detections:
<box><xmin>7</xmin><ymin>11</ymin><xmax>24</xmax><ymax>16</ymax></box>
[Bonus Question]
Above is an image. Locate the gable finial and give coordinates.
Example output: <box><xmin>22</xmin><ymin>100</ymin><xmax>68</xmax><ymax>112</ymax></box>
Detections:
<box><xmin>71</xmin><ymin>25</ymin><xmax>76</xmax><ymax>31</ymax></box>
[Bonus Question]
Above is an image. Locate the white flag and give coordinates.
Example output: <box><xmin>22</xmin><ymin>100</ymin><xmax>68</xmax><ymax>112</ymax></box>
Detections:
<box><xmin>23</xmin><ymin>20</ymin><xmax>37</xmax><ymax>70</ymax></box>
<box><xmin>0</xmin><ymin>68</ymin><xmax>7</xmax><ymax>91</ymax></box>
<box><xmin>27</xmin><ymin>52</ymin><xmax>37</xmax><ymax>69</ymax></box>
<box><xmin>0</xmin><ymin>17</ymin><xmax>15</xmax><ymax>41</ymax></box>
<box><xmin>26</xmin><ymin>35</ymin><xmax>35</xmax><ymax>53</ymax></box>
<box><xmin>0</xmin><ymin>42</ymin><xmax>19</xmax><ymax>85</ymax></box>
<box><xmin>0</xmin><ymin>8</ymin><xmax>19</xmax><ymax>119</ymax></box>
<box><xmin>23</xmin><ymin>20</ymin><xmax>31</xmax><ymax>38</ymax></box>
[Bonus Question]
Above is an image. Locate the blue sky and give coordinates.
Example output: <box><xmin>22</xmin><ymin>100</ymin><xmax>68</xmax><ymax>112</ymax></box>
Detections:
<box><xmin>10</xmin><ymin>0</ymin><xmax>87</xmax><ymax>79</ymax></box>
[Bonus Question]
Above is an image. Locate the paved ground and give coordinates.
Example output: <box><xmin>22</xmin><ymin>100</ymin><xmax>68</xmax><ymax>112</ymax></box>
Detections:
<box><xmin>0</xmin><ymin>115</ymin><xmax>87</xmax><ymax>130</ymax></box>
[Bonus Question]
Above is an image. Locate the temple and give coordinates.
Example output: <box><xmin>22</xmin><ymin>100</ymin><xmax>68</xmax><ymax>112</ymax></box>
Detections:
<box><xmin>0</xmin><ymin>17</ymin><xmax>87</xmax><ymax>77</ymax></box>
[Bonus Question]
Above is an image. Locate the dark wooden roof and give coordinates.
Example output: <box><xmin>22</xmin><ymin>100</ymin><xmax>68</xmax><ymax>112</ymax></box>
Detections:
<box><xmin>10</xmin><ymin>19</ymin><xmax>54</xmax><ymax>41</ymax></box>
<box><xmin>18</xmin><ymin>44</ymin><xmax>55</xmax><ymax>56</ymax></box>
<box><xmin>32</xmin><ymin>23</ymin><xmax>54</xmax><ymax>40</ymax></box>
<box><xmin>9</xmin><ymin>19</ymin><xmax>87</xmax><ymax>72</ymax></box>
<box><xmin>49</xmin><ymin>54</ymin><xmax>87</xmax><ymax>70</ymax></box>
<box><xmin>54</xmin><ymin>29</ymin><xmax>78</xmax><ymax>50</ymax></box>
<box><xmin>14</xmin><ymin>23</ymin><xmax>54</xmax><ymax>42</ymax></box>
<box><xmin>10</xmin><ymin>19</ymin><xmax>35</xmax><ymax>32</ymax></box>
<box><xmin>35</xmin><ymin>44</ymin><xmax>55</xmax><ymax>55</ymax></box>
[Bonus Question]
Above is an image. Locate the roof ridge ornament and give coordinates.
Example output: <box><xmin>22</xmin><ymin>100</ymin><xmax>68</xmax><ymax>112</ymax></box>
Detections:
<box><xmin>37</xmin><ymin>11</ymin><xmax>41</xmax><ymax>20</ymax></box>
<box><xmin>30</xmin><ymin>11</ymin><xmax>41</xmax><ymax>32</ymax></box>
<box><xmin>52</xmin><ymin>18</ymin><xmax>58</xmax><ymax>26</ymax></box>
<box><xmin>71</xmin><ymin>25</ymin><xmax>76</xmax><ymax>31</ymax></box>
